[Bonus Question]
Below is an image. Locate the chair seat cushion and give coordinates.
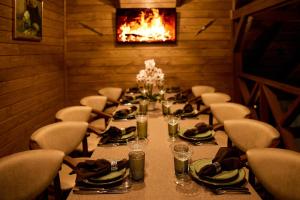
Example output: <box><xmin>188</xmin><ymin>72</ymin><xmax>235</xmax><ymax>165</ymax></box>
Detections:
<box><xmin>90</xmin><ymin>118</ymin><xmax>106</xmax><ymax>131</ymax></box>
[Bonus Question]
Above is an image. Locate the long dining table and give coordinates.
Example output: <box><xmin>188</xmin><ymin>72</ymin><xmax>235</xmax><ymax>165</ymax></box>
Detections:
<box><xmin>67</xmin><ymin>101</ymin><xmax>262</xmax><ymax>200</ymax></box>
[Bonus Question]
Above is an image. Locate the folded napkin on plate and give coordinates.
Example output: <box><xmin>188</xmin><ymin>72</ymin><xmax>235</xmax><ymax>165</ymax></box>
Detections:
<box><xmin>127</xmin><ymin>87</ymin><xmax>140</xmax><ymax>93</ymax></box>
<box><xmin>174</xmin><ymin>104</ymin><xmax>194</xmax><ymax>116</ymax></box>
<box><xmin>113</xmin><ymin>106</ymin><xmax>137</xmax><ymax>119</ymax></box>
<box><xmin>100</xmin><ymin>126</ymin><xmax>136</xmax><ymax>144</ymax></box>
<box><xmin>197</xmin><ymin>147</ymin><xmax>244</xmax><ymax>177</ymax></box>
<box><xmin>183</xmin><ymin>122</ymin><xmax>212</xmax><ymax>137</ymax></box>
<box><xmin>168</xmin><ymin>92</ymin><xmax>188</xmax><ymax>103</ymax></box>
<box><xmin>120</xmin><ymin>95</ymin><xmax>145</xmax><ymax>104</ymax></box>
<box><xmin>74</xmin><ymin>159</ymin><xmax>128</xmax><ymax>182</ymax></box>
<box><xmin>166</xmin><ymin>86</ymin><xmax>181</xmax><ymax>93</ymax></box>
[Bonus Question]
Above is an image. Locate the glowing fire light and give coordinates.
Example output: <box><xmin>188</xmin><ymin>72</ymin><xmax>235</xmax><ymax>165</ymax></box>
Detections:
<box><xmin>116</xmin><ymin>8</ymin><xmax>176</xmax><ymax>43</ymax></box>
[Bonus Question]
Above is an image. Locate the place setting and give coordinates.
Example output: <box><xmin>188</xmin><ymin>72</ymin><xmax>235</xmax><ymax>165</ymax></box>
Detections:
<box><xmin>119</xmin><ymin>93</ymin><xmax>146</xmax><ymax>105</ymax></box>
<box><xmin>167</xmin><ymin>92</ymin><xmax>189</xmax><ymax>104</ymax></box>
<box><xmin>98</xmin><ymin>126</ymin><xmax>137</xmax><ymax>146</ymax></box>
<box><xmin>72</xmin><ymin>158</ymin><xmax>131</xmax><ymax>195</ymax></box>
<box><xmin>173</xmin><ymin>103</ymin><xmax>201</xmax><ymax>120</ymax></box>
<box><xmin>189</xmin><ymin>147</ymin><xmax>251</xmax><ymax>195</ymax></box>
<box><xmin>71</xmin><ymin>146</ymin><xmax>146</xmax><ymax>196</ymax></box>
<box><xmin>170</xmin><ymin>143</ymin><xmax>250</xmax><ymax>196</ymax></box>
<box><xmin>178</xmin><ymin>122</ymin><xmax>217</xmax><ymax>146</ymax></box>
<box><xmin>112</xmin><ymin>105</ymin><xmax>138</xmax><ymax>121</ymax></box>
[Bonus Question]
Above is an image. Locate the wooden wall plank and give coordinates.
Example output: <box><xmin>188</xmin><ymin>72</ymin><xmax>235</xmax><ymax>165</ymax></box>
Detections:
<box><xmin>0</xmin><ymin>0</ymin><xmax>65</xmax><ymax>157</ymax></box>
<box><xmin>65</xmin><ymin>0</ymin><xmax>233</xmax><ymax>109</ymax></box>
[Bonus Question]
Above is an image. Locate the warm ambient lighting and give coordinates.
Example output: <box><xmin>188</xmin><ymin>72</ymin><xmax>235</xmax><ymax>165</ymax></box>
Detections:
<box><xmin>116</xmin><ymin>8</ymin><xmax>177</xmax><ymax>43</ymax></box>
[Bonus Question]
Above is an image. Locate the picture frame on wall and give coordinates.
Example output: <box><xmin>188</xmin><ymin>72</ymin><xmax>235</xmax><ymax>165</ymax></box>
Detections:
<box><xmin>14</xmin><ymin>0</ymin><xmax>43</xmax><ymax>41</ymax></box>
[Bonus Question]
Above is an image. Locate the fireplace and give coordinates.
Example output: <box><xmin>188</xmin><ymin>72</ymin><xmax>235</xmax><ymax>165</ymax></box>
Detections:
<box><xmin>116</xmin><ymin>8</ymin><xmax>177</xmax><ymax>43</ymax></box>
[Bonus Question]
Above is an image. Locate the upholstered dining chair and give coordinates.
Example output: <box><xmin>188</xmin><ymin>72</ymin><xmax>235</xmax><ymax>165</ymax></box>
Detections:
<box><xmin>98</xmin><ymin>87</ymin><xmax>123</xmax><ymax>115</ymax></box>
<box><xmin>98</xmin><ymin>87</ymin><xmax>123</xmax><ymax>103</ymax></box>
<box><xmin>247</xmin><ymin>148</ymin><xmax>300</xmax><ymax>200</ymax></box>
<box><xmin>80</xmin><ymin>95</ymin><xmax>112</xmax><ymax>131</ymax></box>
<box><xmin>201</xmin><ymin>92</ymin><xmax>231</xmax><ymax>125</ymax></box>
<box><xmin>210</xmin><ymin>102</ymin><xmax>250</xmax><ymax>125</ymax></box>
<box><xmin>55</xmin><ymin>106</ymin><xmax>100</xmax><ymax>154</ymax></box>
<box><xmin>224</xmin><ymin>119</ymin><xmax>280</xmax><ymax>152</ymax></box>
<box><xmin>224</xmin><ymin>119</ymin><xmax>280</xmax><ymax>185</ymax></box>
<box><xmin>190</xmin><ymin>85</ymin><xmax>215</xmax><ymax>110</ymax></box>
<box><xmin>0</xmin><ymin>149</ymin><xmax>64</xmax><ymax>200</ymax></box>
<box><xmin>209</xmin><ymin>102</ymin><xmax>251</xmax><ymax>147</ymax></box>
<box><xmin>30</xmin><ymin>121</ymin><xmax>89</xmax><ymax>191</ymax></box>
<box><xmin>191</xmin><ymin>85</ymin><xmax>215</xmax><ymax>97</ymax></box>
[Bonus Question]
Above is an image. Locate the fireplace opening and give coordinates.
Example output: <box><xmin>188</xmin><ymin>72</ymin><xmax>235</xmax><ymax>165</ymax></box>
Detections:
<box><xmin>116</xmin><ymin>8</ymin><xmax>177</xmax><ymax>43</ymax></box>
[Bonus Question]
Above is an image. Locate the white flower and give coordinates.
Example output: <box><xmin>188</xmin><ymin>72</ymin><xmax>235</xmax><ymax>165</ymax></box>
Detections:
<box><xmin>136</xmin><ymin>59</ymin><xmax>164</xmax><ymax>86</ymax></box>
<box><xmin>144</xmin><ymin>59</ymin><xmax>155</xmax><ymax>68</ymax></box>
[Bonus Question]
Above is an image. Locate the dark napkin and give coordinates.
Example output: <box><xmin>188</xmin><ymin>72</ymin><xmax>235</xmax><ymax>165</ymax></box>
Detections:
<box><xmin>183</xmin><ymin>122</ymin><xmax>212</xmax><ymax>137</ymax></box>
<box><xmin>166</xmin><ymin>86</ymin><xmax>181</xmax><ymax>93</ymax></box>
<box><xmin>120</xmin><ymin>95</ymin><xmax>145</xmax><ymax>104</ymax></box>
<box><xmin>167</xmin><ymin>92</ymin><xmax>188</xmax><ymax>103</ymax></box>
<box><xmin>174</xmin><ymin>104</ymin><xmax>198</xmax><ymax>119</ymax></box>
<box><xmin>127</xmin><ymin>87</ymin><xmax>140</xmax><ymax>93</ymax></box>
<box><xmin>100</xmin><ymin>126</ymin><xmax>136</xmax><ymax>144</ymax></box>
<box><xmin>74</xmin><ymin>159</ymin><xmax>128</xmax><ymax>183</ymax></box>
<box><xmin>197</xmin><ymin>147</ymin><xmax>244</xmax><ymax>177</ymax></box>
<box><xmin>113</xmin><ymin>106</ymin><xmax>137</xmax><ymax>119</ymax></box>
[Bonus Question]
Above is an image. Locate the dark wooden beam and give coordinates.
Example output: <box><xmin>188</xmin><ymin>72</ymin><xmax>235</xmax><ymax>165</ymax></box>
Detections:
<box><xmin>281</xmin><ymin>96</ymin><xmax>300</xmax><ymax>126</ymax></box>
<box><xmin>233</xmin><ymin>16</ymin><xmax>248</xmax><ymax>52</ymax></box>
<box><xmin>278</xmin><ymin>127</ymin><xmax>298</xmax><ymax>151</ymax></box>
<box><xmin>255</xmin><ymin>10</ymin><xmax>300</xmax><ymax>22</ymax></box>
<box><xmin>176</xmin><ymin>0</ymin><xmax>182</xmax><ymax>7</ymax></box>
<box><xmin>240</xmin><ymin>73</ymin><xmax>300</xmax><ymax>95</ymax></box>
<box><xmin>237</xmin><ymin>78</ymin><xmax>250</xmax><ymax>103</ymax></box>
<box><xmin>259</xmin><ymin>85</ymin><xmax>270</xmax><ymax>122</ymax></box>
<box><xmin>262</xmin><ymin>85</ymin><xmax>283</xmax><ymax>124</ymax></box>
<box><xmin>246</xmin><ymin>82</ymin><xmax>259</xmax><ymax>106</ymax></box>
<box><xmin>114</xmin><ymin>0</ymin><xmax>120</xmax><ymax>8</ymax></box>
<box><xmin>232</xmin><ymin>0</ymin><xmax>298</xmax><ymax>19</ymax></box>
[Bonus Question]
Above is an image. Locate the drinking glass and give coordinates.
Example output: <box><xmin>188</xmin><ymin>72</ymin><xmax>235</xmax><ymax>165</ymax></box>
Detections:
<box><xmin>168</xmin><ymin>115</ymin><xmax>179</xmax><ymax>141</ymax></box>
<box><xmin>161</xmin><ymin>100</ymin><xmax>172</xmax><ymax>116</ymax></box>
<box><xmin>129</xmin><ymin>151</ymin><xmax>145</xmax><ymax>182</ymax></box>
<box><xmin>139</xmin><ymin>99</ymin><xmax>148</xmax><ymax>115</ymax></box>
<box><xmin>136</xmin><ymin>113</ymin><xmax>148</xmax><ymax>139</ymax></box>
<box><xmin>172</xmin><ymin>143</ymin><xmax>192</xmax><ymax>186</ymax></box>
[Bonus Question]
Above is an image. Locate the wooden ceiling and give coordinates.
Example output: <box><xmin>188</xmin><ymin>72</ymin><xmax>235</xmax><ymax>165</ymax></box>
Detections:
<box><xmin>115</xmin><ymin>0</ymin><xmax>182</xmax><ymax>8</ymax></box>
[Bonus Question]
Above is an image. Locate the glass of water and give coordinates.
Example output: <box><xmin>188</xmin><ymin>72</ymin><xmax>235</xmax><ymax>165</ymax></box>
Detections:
<box><xmin>162</xmin><ymin>100</ymin><xmax>173</xmax><ymax>116</ymax></box>
<box><xmin>136</xmin><ymin>113</ymin><xmax>148</xmax><ymax>139</ymax></box>
<box><xmin>172</xmin><ymin>143</ymin><xmax>192</xmax><ymax>186</ymax></box>
<box><xmin>168</xmin><ymin>115</ymin><xmax>179</xmax><ymax>141</ymax></box>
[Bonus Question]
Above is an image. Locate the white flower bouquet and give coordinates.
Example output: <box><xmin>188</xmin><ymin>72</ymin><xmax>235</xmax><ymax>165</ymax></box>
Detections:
<box><xmin>136</xmin><ymin>59</ymin><xmax>164</xmax><ymax>86</ymax></box>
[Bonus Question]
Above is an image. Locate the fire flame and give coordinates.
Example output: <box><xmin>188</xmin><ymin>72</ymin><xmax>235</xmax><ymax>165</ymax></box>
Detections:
<box><xmin>117</xmin><ymin>8</ymin><xmax>176</xmax><ymax>43</ymax></box>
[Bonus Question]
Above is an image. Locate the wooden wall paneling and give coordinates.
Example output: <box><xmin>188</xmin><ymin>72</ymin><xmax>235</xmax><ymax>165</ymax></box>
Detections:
<box><xmin>0</xmin><ymin>0</ymin><xmax>65</xmax><ymax>157</ymax></box>
<box><xmin>66</xmin><ymin>0</ymin><xmax>233</xmax><ymax>104</ymax></box>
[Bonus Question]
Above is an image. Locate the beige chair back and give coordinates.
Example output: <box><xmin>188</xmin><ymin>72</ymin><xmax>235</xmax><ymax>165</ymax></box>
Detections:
<box><xmin>80</xmin><ymin>96</ymin><xmax>107</xmax><ymax>111</ymax></box>
<box><xmin>247</xmin><ymin>148</ymin><xmax>300</xmax><ymax>200</ymax></box>
<box><xmin>30</xmin><ymin>121</ymin><xmax>88</xmax><ymax>155</ymax></box>
<box><xmin>55</xmin><ymin>106</ymin><xmax>92</xmax><ymax>122</ymax></box>
<box><xmin>0</xmin><ymin>149</ymin><xmax>64</xmax><ymax>200</ymax></box>
<box><xmin>191</xmin><ymin>85</ymin><xmax>215</xmax><ymax>97</ymax></box>
<box><xmin>210</xmin><ymin>102</ymin><xmax>250</xmax><ymax>124</ymax></box>
<box><xmin>98</xmin><ymin>87</ymin><xmax>122</xmax><ymax>102</ymax></box>
<box><xmin>224</xmin><ymin>119</ymin><xmax>280</xmax><ymax>152</ymax></box>
<box><xmin>201</xmin><ymin>92</ymin><xmax>231</xmax><ymax>106</ymax></box>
